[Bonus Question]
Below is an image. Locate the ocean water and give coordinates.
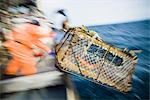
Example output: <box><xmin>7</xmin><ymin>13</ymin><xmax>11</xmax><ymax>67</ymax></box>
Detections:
<box><xmin>71</xmin><ymin>20</ymin><xmax>150</xmax><ymax>100</ymax></box>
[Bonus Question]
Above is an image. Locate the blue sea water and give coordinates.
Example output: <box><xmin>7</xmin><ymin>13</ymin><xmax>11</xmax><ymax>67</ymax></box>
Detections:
<box><xmin>71</xmin><ymin>20</ymin><xmax>150</xmax><ymax>100</ymax></box>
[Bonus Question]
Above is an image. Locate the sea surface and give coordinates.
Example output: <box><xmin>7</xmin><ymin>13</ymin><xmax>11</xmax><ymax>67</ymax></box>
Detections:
<box><xmin>70</xmin><ymin>20</ymin><xmax>149</xmax><ymax>100</ymax></box>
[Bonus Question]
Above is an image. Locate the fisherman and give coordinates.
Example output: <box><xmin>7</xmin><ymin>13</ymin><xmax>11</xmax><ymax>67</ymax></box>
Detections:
<box><xmin>2</xmin><ymin>20</ymin><xmax>56</xmax><ymax>76</ymax></box>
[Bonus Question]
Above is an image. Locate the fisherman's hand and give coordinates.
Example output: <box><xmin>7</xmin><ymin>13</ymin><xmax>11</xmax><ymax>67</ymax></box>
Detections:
<box><xmin>48</xmin><ymin>51</ymin><xmax>55</xmax><ymax>56</ymax></box>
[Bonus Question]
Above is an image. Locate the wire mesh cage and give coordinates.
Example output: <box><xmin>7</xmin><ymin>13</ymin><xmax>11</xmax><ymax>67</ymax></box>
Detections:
<box><xmin>56</xmin><ymin>27</ymin><xmax>138</xmax><ymax>92</ymax></box>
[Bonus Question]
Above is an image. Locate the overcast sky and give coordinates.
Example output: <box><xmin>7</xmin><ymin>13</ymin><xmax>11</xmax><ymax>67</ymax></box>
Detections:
<box><xmin>38</xmin><ymin>0</ymin><xmax>149</xmax><ymax>26</ymax></box>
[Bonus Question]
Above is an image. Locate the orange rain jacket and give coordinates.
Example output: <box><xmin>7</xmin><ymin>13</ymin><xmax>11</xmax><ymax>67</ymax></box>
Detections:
<box><xmin>3</xmin><ymin>23</ymin><xmax>56</xmax><ymax>75</ymax></box>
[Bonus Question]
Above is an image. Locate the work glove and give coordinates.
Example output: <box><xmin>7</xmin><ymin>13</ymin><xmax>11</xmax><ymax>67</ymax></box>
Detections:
<box><xmin>48</xmin><ymin>51</ymin><xmax>55</xmax><ymax>57</ymax></box>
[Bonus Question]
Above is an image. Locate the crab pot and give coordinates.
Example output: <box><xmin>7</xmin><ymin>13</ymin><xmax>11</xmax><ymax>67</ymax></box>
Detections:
<box><xmin>56</xmin><ymin>27</ymin><xmax>138</xmax><ymax>92</ymax></box>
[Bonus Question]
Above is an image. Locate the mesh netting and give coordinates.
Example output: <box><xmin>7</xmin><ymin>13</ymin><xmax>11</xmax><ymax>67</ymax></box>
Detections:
<box><xmin>56</xmin><ymin>27</ymin><xmax>137</xmax><ymax>92</ymax></box>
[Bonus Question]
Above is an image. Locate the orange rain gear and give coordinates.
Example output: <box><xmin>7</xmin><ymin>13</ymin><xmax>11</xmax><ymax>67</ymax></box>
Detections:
<box><xmin>3</xmin><ymin>23</ymin><xmax>56</xmax><ymax>75</ymax></box>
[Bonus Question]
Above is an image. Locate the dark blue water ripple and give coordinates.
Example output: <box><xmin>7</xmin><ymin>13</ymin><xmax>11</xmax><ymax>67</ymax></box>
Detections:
<box><xmin>71</xmin><ymin>20</ymin><xmax>150</xmax><ymax>100</ymax></box>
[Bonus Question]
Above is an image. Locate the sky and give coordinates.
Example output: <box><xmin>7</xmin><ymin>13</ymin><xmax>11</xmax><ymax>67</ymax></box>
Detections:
<box><xmin>37</xmin><ymin>0</ymin><xmax>149</xmax><ymax>26</ymax></box>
